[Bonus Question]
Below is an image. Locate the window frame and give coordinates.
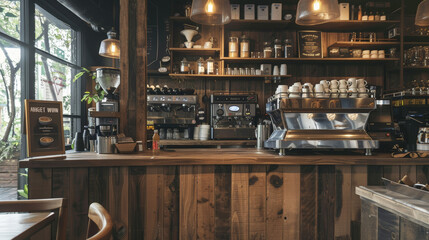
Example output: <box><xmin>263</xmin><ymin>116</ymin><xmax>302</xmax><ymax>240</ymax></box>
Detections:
<box><xmin>0</xmin><ymin>0</ymin><xmax>85</xmax><ymax>153</ymax></box>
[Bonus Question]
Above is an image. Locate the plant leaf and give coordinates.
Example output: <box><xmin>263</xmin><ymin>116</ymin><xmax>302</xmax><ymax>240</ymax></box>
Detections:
<box><xmin>18</xmin><ymin>189</ymin><xmax>28</xmax><ymax>199</ymax></box>
<box><xmin>72</xmin><ymin>71</ymin><xmax>85</xmax><ymax>82</ymax></box>
<box><xmin>5</xmin><ymin>12</ymin><xmax>17</xmax><ymax>18</ymax></box>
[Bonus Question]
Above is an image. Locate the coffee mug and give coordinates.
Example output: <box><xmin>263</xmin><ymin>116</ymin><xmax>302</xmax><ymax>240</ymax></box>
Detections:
<box><xmin>357</xmin><ymin>79</ymin><xmax>367</xmax><ymax>88</ymax></box>
<box><xmin>203</xmin><ymin>41</ymin><xmax>213</xmax><ymax>49</ymax></box>
<box><xmin>289</xmin><ymin>85</ymin><xmax>300</xmax><ymax>93</ymax></box>
<box><xmin>320</xmin><ymin>80</ymin><xmax>330</xmax><ymax>87</ymax></box>
<box><xmin>331</xmin><ymin>89</ymin><xmax>340</xmax><ymax>98</ymax></box>
<box><xmin>293</xmin><ymin>82</ymin><xmax>302</xmax><ymax>91</ymax></box>
<box><xmin>330</xmin><ymin>80</ymin><xmax>339</xmax><ymax>89</ymax></box>
<box><xmin>303</xmin><ymin>83</ymin><xmax>313</xmax><ymax>91</ymax></box>
<box><xmin>348</xmin><ymin>78</ymin><xmax>357</xmax><ymax>88</ymax></box>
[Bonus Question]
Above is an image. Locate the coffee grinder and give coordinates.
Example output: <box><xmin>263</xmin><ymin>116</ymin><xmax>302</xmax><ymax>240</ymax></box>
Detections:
<box><xmin>388</xmin><ymin>91</ymin><xmax>429</xmax><ymax>152</ymax></box>
<box><xmin>95</xmin><ymin>67</ymin><xmax>120</xmax><ymax>153</ymax></box>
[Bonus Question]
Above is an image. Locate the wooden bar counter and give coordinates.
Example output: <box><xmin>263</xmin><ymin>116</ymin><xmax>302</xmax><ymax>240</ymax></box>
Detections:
<box><xmin>20</xmin><ymin>149</ymin><xmax>429</xmax><ymax>240</ymax></box>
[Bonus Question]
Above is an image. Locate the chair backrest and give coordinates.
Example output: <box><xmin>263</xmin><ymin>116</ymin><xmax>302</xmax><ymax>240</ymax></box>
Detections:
<box><xmin>0</xmin><ymin>198</ymin><xmax>68</xmax><ymax>240</ymax></box>
<box><xmin>87</xmin><ymin>202</ymin><xmax>113</xmax><ymax>240</ymax></box>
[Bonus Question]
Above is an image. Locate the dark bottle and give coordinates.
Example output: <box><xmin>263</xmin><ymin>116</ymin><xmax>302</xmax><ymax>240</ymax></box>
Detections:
<box><xmin>154</xmin><ymin>85</ymin><xmax>162</xmax><ymax>95</ymax></box>
<box><xmin>173</xmin><ymin>88</ymin><xmax>180</xmax><ymax>95</ymax></box>
<box><xmin>162</xmin><ymin>85</ymin><xmax>169</xmax><ymax>95</ymax></box>
<box><xmin>167</xmin><ymin>88</ymin><xmax>174</xmax><ymax>95</ymax></box>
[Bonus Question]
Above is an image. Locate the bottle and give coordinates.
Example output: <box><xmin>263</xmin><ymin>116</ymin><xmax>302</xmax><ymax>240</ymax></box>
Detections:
<box><xmin>180</xmin><ymin>58</ymin><xmax>190</xmax><ymax>73</ymax></box>
<box><xmin>152</xmin><ymin>130</ymin><xmax>160</xmax><ymax>152</ymax></box>
<box><xmin>284</xmin><ymin>39</ymin><xmax>293</xmax><ymax>58</ymax></box>
<box><xmin>206</xmin><ymin>57</ymin><xmax>215</xmax><ymax>74</ymax></box>
<box><xmin>229</xmin><ymin>37</ymin><xmax>239</xmax><ymax>57</ymax></box>
<box><xmin>362</xmin><ymin>11</ymin><xmax>368</xmax><ymax>21</ymax></box>
<box><xmin>263</xmin><ymin>41</ymin><xmax>272</xmax><ymax>58</ymax></box>
<box><xmin>274</xmin><ymin>39</ymin><xmax>282</xmax><ymax>58</ymax></box>
<box><xmin>197</xmin><ymin>57</ymin><xmax>205</xmax><ymax>74</ymax></box>
<box><xmin>351</xmin><ymin>5</ymin><xmax>355</xmax><ymax>20</ymax></box>
<box><xmin>380</xmin><ymin>12</ymin><xmax>386</xmax><ymax>21</ymax></box>
<box><xmin>240</xmin><ymin>35</ymin><xmax>250</xmax><ymax>58</ymax></box>
<box><xmin>357</xmin><ymin>5</ymin><xmax>362</xmax><ymax>20</ymax></box>
<box><xmin>368</xmin><ymin>12</ymin><xmax>374</xmax><ymax>21</ymax></box>
<box><xmin>374</xmin><ymin>12</ymin><xmax>380</xmax><ymax>21</ymax></box>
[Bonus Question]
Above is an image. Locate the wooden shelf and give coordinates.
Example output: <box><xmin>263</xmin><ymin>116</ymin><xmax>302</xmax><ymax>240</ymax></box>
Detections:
<box><xmin>329</xmin><ymin>41</ymin><xmax>400</xmax><ymax>49</ymax></box>
<box><xmin>403</xmin><ymin>66</ymin><xmax>429</xmax><ymax>70</ymax></box>
<box><xmin>169</xmin><ymin>74</ymin><xmax>292</xmax><ymax>79</ymax></box>
<box><xmin>89</xmin><ymin>111</ymin><xmax>121</xmax><ymax>118</ymax></box>
<box><xmin>224</xmin><ymin>19</ymin><xmax>400</xmax><ymax>32</ymax></box>
<box><xmin>226</xmin><ymin>19</ymin><xmax>292</xmax><ymax>31</ymax></box>
<box><xmin>404</xmin><ymin>42</ymin><xmax>429</xmax><ymax>45</ymax></box>
<box><xmin>169</xmin><ymin>48</ymin><xmax>221</xmax><ymax>54</ymax></box>
<box><xmin>221</xmin><ymin>57</ymin><xmax>400</xmax><ymax>62</ymax></box>
<box><xmin>159</xmin><ymin>139</ymin><xmax>256</xmax><ymax>146</ymax></box>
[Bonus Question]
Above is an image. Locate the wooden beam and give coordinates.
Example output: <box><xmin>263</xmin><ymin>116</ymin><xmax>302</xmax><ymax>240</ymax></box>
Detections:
<box><xmin>120</xmin><ymin>0</ymin><xmax>147</xmax><ymax>147</ymax></box>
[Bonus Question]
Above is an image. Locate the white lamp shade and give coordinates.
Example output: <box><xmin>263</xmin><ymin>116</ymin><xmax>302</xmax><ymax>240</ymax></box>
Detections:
<box><xmin>415</xmin><ymin>0</ymin><xmax>429</xmax><ymax>27</ymax></box>
<box><xmin>190</xmin><ymin>0</ymin><xmax>231</xmax><ymax>25</ymax></box>
<box><xmin>296</xmin><ymin>0</ymin><xmax>340</xmax><ymax>26</ymax></box>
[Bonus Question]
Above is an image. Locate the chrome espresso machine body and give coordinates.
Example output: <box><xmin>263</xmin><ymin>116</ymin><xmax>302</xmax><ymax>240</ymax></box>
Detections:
<box><xmin>265</xmin><ymin>93</ymin><xmax>379</xmax><ymax>155</ymax></box>
<box><xmin>210</xmin><ymin>94</ymin><xmax>258</xmax><ymax>140</ymax></box>
<box><xmin>147</xmin><ymin>95</ymin><xmax>197</xmax><ymax>139</ymax></box>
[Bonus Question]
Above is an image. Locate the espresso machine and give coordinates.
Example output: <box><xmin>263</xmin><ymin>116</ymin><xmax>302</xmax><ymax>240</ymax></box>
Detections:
<box><xmin>95</xmin><ymin>67</ymin><xmax>120</xmax><ymax>153</ymax></box>
<box><xmin>366</xmin><ymin>99</ymin><xmax>398</xmax><ymax>149</ymax></box>
<box><xmin>265</xmin><ymin>93</ymin><xmax>379</xmax><ymax>155</ymax></box>
<box><xmin>147</xmin><ymin>94</ymin><xmax>197</xmax><ymax>139</ymax></box>
<box><xmin>210</xmin><ymin>94</ymin><xmax>258</xmax><ymax>140</ymax></box>
<box><xmin>386</xmin><ymin>91</ymin><xmax>429</xmax><ymax>152</ymax></box>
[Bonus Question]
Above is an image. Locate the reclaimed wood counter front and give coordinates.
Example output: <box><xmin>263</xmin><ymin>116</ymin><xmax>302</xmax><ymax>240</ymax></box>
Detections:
<box><xmin>20</xmin><ymin>149</ymin><xmax>429</xmax><ymax>240</ymax></box>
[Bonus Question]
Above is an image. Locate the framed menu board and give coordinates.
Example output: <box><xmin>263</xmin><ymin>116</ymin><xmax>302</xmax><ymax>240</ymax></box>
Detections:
<box><xmin>25</xmin><ymin>100</ymin><xmax>65</xmax><ymax>157</ymax></box>
<box><xmin>298</xmin><ymin>31</ymin><xmax>323</xmax><ymax>58</ymax></box>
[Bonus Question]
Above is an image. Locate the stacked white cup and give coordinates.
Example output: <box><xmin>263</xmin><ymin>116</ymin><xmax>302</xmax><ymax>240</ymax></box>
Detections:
<box><xmin>330</xmin><ymin>80</ymin><xmax>339</xmax><ymax>98</ymax></box>
<box><xmin>339</xmin><ymin>79</ymin><xmax>348</xmax><ymax>98</ymax></box>
<box><xmin>357</xmin><ymin>79</ymin><xmax>368</xmax><ymax>98</ymax></box>
<box><xmin>347</xmin><ymin>78</ymin><xmax>359</xmax><ymax>98</ymax></box>
<box><xmin>276</xmin><ymin>85</ymin><xmax>288</xmax><ymax>98</ymax></box>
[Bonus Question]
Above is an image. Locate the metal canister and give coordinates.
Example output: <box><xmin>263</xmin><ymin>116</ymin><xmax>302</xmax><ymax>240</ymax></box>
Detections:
<box><xmin>97</xmin><ymin>136</ymin><xmax>117</xmax><ymax>154</ymax></box>
<box><xmin>256</xmin><ymin>124</ymin><xmax>270</xmax><ymax>149</ymax></box>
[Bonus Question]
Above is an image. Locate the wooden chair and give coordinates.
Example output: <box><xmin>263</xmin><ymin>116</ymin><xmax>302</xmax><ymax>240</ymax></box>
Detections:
<box><xmin>86</xmin><ymin>202</ymin><xmax>113</xmax><ymax>240</ymax></box>
<box><xmin>0</xmin><ymin>198</ymin><xmax>67</xmax><ymax>240</ymax></box>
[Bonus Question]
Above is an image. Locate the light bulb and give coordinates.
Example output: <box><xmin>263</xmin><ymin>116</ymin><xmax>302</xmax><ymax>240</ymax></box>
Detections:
<box><xmin>205</xmin><ymin>0</ymin><xmax>215</xmax><ymax>13</ymax></box>
<box><xmin>111</xmin><ymin>44</ymin><xmax>116</xmax><ymax>53</ymax></box>
<box><xmin>313</xmin><ymin>0</ymin><xmax>321</xmax><ymax>11</ymax></box>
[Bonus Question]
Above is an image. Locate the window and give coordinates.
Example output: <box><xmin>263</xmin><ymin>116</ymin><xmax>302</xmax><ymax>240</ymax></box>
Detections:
<box><xmin>0</xmin><ymin>0</ymin><xmax>83</xmax><ymax>161</ymax></box>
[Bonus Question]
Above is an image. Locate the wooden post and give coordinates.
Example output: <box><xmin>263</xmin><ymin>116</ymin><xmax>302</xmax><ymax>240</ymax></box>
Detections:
<box><xmin>120</xmin><ymin>0</ymin><xmax>147</xmax><ymax>147</ymax></box>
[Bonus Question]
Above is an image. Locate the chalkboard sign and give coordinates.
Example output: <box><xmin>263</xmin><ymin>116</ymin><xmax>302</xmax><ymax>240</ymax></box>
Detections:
<box><xmin>298</xmin><ymin>31</ymin><xmax>323</xmax><ymax>58</ymax></box>
<box><xmin>25</xmin><ymin>100</ymin><xmax>65</xmax><ymax>157</ymax></box>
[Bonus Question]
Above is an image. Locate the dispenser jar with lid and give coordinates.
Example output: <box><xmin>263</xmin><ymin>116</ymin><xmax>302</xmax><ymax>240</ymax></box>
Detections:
<box><xmin>263</xmin><ymin>41</ymin><xmax>272</xmax><ymax>58</ymax></box>
<box><xmin>180</xmin><ymin>58</ymin><xmax>190</xmax><ymax>73</ymax></box>
<box><xmin>274</xmin><ymin>39</ymin><xmax>282</xmax><ymax>58</ymax></box>
<box><xmin>229</xmin><ymin>37</ymin><xmax>239</xmax><ymax>57</ymax></box>
<box><xmin>240</xmin><ymin>35</ymin><xmax>250</xmax><ymax>58</ymax></box>
<box><xmin>284</xmin><ymin>39</ymin><xmax>293</xmax><ymax>58</ymax></box>
<box><xmin>197</xmin><ymin>57</ymin><xmax>205</xmax><ymax>74</ymax></box>
<box><xmin>206</xmin><ymin>57</ymin><xmax>215</xmax><ymax>74</ymax></box>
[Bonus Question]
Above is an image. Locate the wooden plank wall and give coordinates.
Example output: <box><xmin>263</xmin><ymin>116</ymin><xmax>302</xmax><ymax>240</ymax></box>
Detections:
<box><xmin>28</xmin><ymin>165</ymin><xmax>429</xmax><ymax>240</ymax></box>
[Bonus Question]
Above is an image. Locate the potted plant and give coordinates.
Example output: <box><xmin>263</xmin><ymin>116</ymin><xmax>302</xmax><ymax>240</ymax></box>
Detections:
<box><xmin>73</xmin><ymin>67</ymin><xmax>106</xmax><ymax>104</ymax></box>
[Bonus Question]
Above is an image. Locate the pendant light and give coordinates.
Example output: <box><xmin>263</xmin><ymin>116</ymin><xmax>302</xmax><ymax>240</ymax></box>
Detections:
<box><xmin>99</xmin><ymin>28</ymin><xmax>120</xmax><ymax>59</ymax></box>
<box><xmin>415</xmin><ymin>0</ymin><xmax>429</xmax><ymax>26</ymax></box>
<box><xmin>296</xmin><ymin>0</ymin><xmax>340</xmax><ymax>26</ymax></box>
<box><xmin>190</xmin><ymin>0</ymin><xmax>231</xmax><ymax>25</ymax></box>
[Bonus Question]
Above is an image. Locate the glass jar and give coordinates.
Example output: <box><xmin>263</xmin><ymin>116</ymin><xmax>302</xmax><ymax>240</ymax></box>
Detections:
<box><xmin>274</xmin><ymin>39</ymin><xmax>282</xmax><ymax>58</ymax></box>
<box><xmin>263</xmin><ymin>41</ymin><xmax>272</xmax><ymax>58</ymax></box>
<box><xmin>206</xmin><ymin>57</ymin><xmax>215</xmax><ymax>74</ymax></box>
<box><xmin>240</xmin><ymin>35</ymin><xmax>250</xmax><ymax>58</ymax></box>
<box><xmin>229</xmin><ymin>37</ymin><xmax>239</xmax><ymax>57</ymax></box>
<box><xmin>284</xmin><ymin>39</ymin><xmax>293</xmax><ymax>58</ymax></box>
<box><xmin>180</xmin><ymin>58</ymin><xmax>190</xmax><ymax>73</ymax></box>
<box><xmin>197</xmin><ymin>57</ymin><xmax>205</xmax><ymax>74</ymax></box>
